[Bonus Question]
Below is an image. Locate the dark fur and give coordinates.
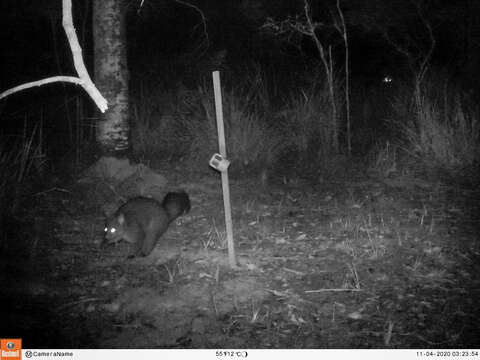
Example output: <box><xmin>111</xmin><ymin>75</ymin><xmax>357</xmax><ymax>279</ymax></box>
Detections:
<box><xmin>103</xmin><ymin>192</ymin><xmax>190</xmax><ymax>257</ymax></box>
<box><xmin>162</xmin><ymin>191</ymin><xmax>191</xmax><ymax>219</ymax></box>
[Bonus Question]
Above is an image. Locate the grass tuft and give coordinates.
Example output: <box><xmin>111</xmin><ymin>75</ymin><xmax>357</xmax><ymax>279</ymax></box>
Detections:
<box><xmin>388</xmin><ymin>80</ymin><xmax>480</xmax><ymax>171</ymax></box>
<box><xmin>0</xmin><ymin>128</ymin><xmax>46</xmax><ymax>216</ymax></box>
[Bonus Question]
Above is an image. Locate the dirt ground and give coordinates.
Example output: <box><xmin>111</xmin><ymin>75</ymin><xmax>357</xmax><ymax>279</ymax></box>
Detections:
<box><xmin>1</xmin><ymin>164</ymin><xmax>480</xmax><ymax>348</ymax></box>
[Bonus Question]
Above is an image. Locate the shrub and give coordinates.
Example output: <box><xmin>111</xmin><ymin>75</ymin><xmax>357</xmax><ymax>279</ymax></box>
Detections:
<box><xmin>389</xmin><ymin>79</ymin><xmax>479</xmax><ymax>170</ymax></box>
<box><xmin>277</xmin><ymin>86</ymin><xmax>335</xmax><ymax>160</ymax></box>
<box><xmin>177</xmin><ymin>83</ymin><xmax>283</xmax><ymax>172</ymax></box>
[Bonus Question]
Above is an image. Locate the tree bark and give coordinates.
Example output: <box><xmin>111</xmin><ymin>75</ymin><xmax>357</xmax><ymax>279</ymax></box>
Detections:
<box><xmin>93</xmin><ymin>0</ymin><xmax>130</xmax><ymax>154</ymax></box>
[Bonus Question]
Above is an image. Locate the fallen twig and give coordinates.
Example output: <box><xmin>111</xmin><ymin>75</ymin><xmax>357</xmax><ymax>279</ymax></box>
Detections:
<box><xmin>305</xmin><ymin>288</ymin><xmax>361</xmax><ymax>293</ymax></box>
<box><xmin>57</xmin><ymin>297</ymin><xmax>100</xmax><ymax>311</ymax></box>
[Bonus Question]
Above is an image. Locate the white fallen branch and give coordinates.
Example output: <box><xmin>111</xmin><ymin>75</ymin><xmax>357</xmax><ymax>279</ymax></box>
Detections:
<box><xmin>0</xmin><ymin>76</ymin><xmax>82</xmax><ymax>98</ymax></box>
<box><xmin>0</xmin><ymin>0</ymin><xmax>108</xmax><ymax>113</ymax></box>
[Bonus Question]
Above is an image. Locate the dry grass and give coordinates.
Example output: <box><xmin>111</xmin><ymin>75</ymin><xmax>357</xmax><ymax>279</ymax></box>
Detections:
<box><xmin>388</xmin><ymin>80</ymin><xmax>480</xmax><ymax>170</ymax></box>
<box><xmin>277</xmin><ymin>87</ymin><xmax>334</xmax><ymax>158</ymax></box>
<box><xmin>171</xmin><ymin>81</ymin><xmax>284</xmax><ymax>172</ymax></box>
<box><xmin>0</xmin><ymin>128</ymin><xmax>46</xmax><ymax>215</ymax></box>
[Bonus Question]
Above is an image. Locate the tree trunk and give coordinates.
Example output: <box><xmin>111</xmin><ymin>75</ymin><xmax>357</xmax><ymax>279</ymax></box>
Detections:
<box><xmin>93</xmin><ymin>0</ymin><xmax>129</xmax><ymax>154</ymax></box>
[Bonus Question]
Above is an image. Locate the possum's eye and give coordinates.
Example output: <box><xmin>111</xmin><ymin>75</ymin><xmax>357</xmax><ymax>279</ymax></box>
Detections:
<box><xmin>382</xmin><ymin>75</ymin><xmax>393</xmax><ymax>83</ymax></box>
<box><xmin>110</xmin><ymin>228</ymin><xmax>116</xmax><ymax>233</ymax></box>
<box><xmin>104</xmin><ymin>227</ymin><xmax>108</xmax><ymax>232</ymax></box>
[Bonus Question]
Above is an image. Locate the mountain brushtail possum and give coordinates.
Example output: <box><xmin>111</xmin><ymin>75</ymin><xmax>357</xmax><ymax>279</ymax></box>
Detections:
<box><xmin>103</xmin><ymin>192</ymin><xmax>190</xmax><ymax>257</ymax></box>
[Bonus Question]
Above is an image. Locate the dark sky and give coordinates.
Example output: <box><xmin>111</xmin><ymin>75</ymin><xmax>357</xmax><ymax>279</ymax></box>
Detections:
<box><xmin>1</xmin><ymin>0</ymin><xmax>479</xmax><ymax>95</ymax></box>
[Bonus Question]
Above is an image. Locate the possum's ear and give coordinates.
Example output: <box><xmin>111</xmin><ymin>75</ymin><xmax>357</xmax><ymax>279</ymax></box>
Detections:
<box><xmin>102</xmin><ymin>203</ymin><xmax>118</xmax><ymax>218</ymax></box>
<box><xmin>118</xmin><ymin>214</ymin><xmax>125</xmax><ymax>225</ymax></box>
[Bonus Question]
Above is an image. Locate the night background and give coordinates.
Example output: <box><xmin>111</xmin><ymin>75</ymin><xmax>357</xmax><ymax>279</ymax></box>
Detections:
<box><xmin>0</xmin><ymin>0</ymin><xmax>479</xmax><ymax>349</ymax></box>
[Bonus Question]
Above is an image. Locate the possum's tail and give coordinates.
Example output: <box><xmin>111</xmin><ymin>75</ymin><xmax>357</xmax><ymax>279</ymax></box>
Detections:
<box><xmin>162</xmin><ymin>191</ymin><xmax>191</xmax><ymax>222</ymax></box>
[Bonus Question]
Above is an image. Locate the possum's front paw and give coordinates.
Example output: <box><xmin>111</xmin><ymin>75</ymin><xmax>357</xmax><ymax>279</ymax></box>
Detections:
<box><xmin>100</xmin><ymin>239</ymin><xmax>110</xmax><ymax>249</ymax></box>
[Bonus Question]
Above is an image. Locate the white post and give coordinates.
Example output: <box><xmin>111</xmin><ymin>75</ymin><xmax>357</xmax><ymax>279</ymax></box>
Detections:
<box><xmin>212</xmin><ymin>71</ymin><xmax>236</xmax><ymax>268</ymax></box>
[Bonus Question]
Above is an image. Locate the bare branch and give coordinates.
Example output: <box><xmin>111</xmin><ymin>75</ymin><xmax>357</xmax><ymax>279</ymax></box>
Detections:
<box><xmin>412</xmin><ymin>0</ymin><xmax>435</xmax><ymax>84</ymax></box>
<box><xmin>381</xmin><ymin>29</ymin><xmax>412</xmax><ymax>60</ymax></box>
<box><xmin>303</xmin><ymin>0</ymin><xmax>327</xmax><ymax>62</ymax></box>
<box><xmin>62</xmin><ymin>0</ymin><xmax>108</xmax><ymax>112</ymax></box>
<box><xmin>336</xmin><ymin>0</ymin><xmax>351</xmax><ymax>155</ymax></box>
<box><xmin>303</xmin><ymin>0</ymin><xmax>338</xmax><ymax>151</ymax></box>
<box><xmin>0</xmin><ymin>77</ymin><xmax>83</xmax><ymax>100</ymax></box>
<box><xmin>0</xmin><ymin>0</ymin><xmax>108</xmax><ymax>113</ymax></box>
<box><xmin>174</xmin><ymin>0</ymin><xmax>209</xmax><ymax>52</ymax></box>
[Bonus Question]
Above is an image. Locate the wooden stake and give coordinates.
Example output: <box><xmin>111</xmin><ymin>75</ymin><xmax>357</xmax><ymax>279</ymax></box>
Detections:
<box><xmin>212</xmin><ymin>71</ymin><xmax>236</xmax><ymax>268</ymax></box>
